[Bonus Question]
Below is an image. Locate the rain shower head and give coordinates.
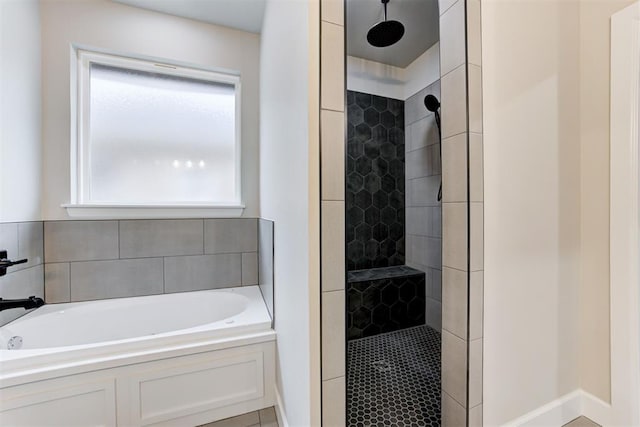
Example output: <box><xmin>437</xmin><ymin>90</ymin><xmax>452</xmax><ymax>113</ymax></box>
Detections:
<box><xmin>367</xmin><ymin>0</ymin><xmax>405</xmax><ymax>48</ymax></box>
<box><xmin>424</xmin><ymin>94</ymin><xmax>440</xmax><ymax>113</ymax></box>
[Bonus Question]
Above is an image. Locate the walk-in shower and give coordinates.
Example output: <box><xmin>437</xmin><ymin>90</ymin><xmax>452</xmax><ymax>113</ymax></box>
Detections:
<box><xmin>345</xmin><ymin>1</ymin><xmax>443</xmax><ymax>425</ymax></box>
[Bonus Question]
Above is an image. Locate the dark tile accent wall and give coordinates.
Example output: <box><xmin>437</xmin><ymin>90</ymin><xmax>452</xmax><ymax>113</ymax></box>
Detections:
<box><xmin>0</xmin><ymin>221</ymin><xmax>44</xmax><ymax>326</ymax></box>
<box><xmin>346</xmin><ymin>91</ymin><xmax>405</xmax><ymax>271</ymax></box>
<box><xmin>347</xmin><ymin>266</ymin><xmax>425</xmax><ymax>340</ymax></box>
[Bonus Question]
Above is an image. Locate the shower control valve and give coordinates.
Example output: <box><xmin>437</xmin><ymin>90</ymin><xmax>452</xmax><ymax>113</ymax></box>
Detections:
<box><xmin>0</xmin><ymin>250</ymin><xmax>28</xmax><ymax>277</ymax></box>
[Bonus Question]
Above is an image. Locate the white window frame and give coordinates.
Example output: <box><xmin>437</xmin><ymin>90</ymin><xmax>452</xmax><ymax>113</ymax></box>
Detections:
<box><xmin>65</xmin><ymin>47</ymin><xmax>244</xmax><ymax>218</ymax></box>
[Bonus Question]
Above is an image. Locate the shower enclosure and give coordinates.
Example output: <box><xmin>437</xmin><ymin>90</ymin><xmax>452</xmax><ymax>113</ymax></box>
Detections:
<box><xmin>344</xmin><ymin>0</ymin><xmax>445</xmax><ymax>425</ymax></box>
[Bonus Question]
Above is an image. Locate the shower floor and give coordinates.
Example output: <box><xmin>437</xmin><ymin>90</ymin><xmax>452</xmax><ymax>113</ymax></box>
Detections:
<box><xmin>347</xmin><ymin>325</ymin><xmax>441</xmax><ymax>427</ymax></box>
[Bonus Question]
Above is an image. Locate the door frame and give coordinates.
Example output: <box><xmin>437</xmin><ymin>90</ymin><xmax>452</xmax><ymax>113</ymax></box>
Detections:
<box><xmin>610</xmin><ymin>2</ymin><xmax>640</xmax><ymax>425</ymax></box>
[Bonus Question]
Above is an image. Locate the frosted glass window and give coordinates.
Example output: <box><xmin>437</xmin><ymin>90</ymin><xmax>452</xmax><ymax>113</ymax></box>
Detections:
<box><xmin>86</xmin><ymin>62</ymin><xmax>238</xmax><ymax>204</ymax></box>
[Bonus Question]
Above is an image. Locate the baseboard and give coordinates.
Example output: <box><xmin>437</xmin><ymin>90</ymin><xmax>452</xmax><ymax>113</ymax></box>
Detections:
<box><xmin>274</xmin><ymin>386</ymin><xmax>290</xmax><ymax>427</ymax></box>
<box><xmin>581</xmin><ymin>390</ymin><xmax>612</xmax><ymax>426</ymax></box>
<box><xmin>502</xmin><ymin>389</ymin><xmax>613</xmax><ymax>427</ymax></box>
<box><xmin>503</xmin><ymin>390</ymin><xmax>582</xmax><ymax>427</ymax></box>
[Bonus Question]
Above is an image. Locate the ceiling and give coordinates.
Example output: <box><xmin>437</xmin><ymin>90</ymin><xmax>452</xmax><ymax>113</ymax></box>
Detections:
<box><xmin>113</xmin><ymin>0</ymin><xmax>437</xmax><ymax>67</ymax></box>
<box><xmin>113</xmin><ymin>0</ymin><xmax>266</xmax><ymax>34</ymax></box>
<box><xmin>346</xmin><ymin>0</ymin><xmax>439</xmax><ymax>68</ymax></box>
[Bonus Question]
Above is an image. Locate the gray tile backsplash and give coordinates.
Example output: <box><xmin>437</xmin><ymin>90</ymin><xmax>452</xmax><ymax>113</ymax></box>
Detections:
<box><xmin>164</xmin><ymin>253</ymin><xmax>241</xmax><ymax>293</ymax></box>
<box><xmin>44</xmin><ymin>262</ymin><xmax>70</xmax><ymax>303</ymax></box>
<box><xmin>242</xmin><ymin>252</ymin><xmax>259</xmax><ymax>286</ymax></box>
<box><xmin>0</xmin><ymin>223</ymin><xmax>19</xmax><ymax>258</ymax></box>
<box><xmin>204</xmin><ymin>218</ymin><xmax>258</xmax><ymax>254</ymax></box>
<box><xmin>119</xmin><ymin>219</ymin><xmax>203</xmax><ymax>258</ymax></box>
<box><xmin>70</xmin><ymin>258</ymin><xmax>164</xmax><ymax>301</ymax></box>
<box><xmin>44</xmin><ymin>220</ymin><xmax>119</xmax><ymax>262</ymax></box>
<box><xmin>1</xmin><ymin>219</ymin><xmax>273</xmax><ymax>325</ymax></box>
<box><xmin>0</xmin><ymin>221</ymin><xmax>44</xmax><ymax>326</ymax></box>
<box><xmin>17</xmin><ymin>222</ymin><xmax>44</xmax><ymax>271</ymax></box>
<box><xmin>39</xmin><ymin>218</ymin><xmax>273</xmax><ymax>309</ymax></box>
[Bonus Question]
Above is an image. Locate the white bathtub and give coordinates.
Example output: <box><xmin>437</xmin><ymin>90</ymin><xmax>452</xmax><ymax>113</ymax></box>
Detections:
<box><xmin>0</xmin><ymin>286</ymin><xmax>276</xmax><ymax>427</ymax></box>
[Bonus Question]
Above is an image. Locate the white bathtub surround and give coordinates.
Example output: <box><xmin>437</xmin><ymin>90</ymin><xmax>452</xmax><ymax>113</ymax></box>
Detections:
<box><xmin>0</xmin><ymin>286</ymin><xmax>276</xmax><ymax>426</ymax></box>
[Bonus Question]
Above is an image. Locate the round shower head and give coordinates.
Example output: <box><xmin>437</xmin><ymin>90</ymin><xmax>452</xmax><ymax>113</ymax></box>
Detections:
<box><xmin>424</xmin><ymin>94</ymin><xmax>440</xmax><ymax>112</ymax></box>
<box><xmin>367</xmin><ymin>0</ymin><xmax>405</xmax><ymax>48</ymax></box>
<box><xmin>367</xmin><ymin>20</ymin><xmax>405</xmax><ymax>47</ymax></box>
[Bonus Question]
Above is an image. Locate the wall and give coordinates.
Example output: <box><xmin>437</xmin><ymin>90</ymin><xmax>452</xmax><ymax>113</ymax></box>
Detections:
<box><xmin>318</xmin><ymin>0</ymin><xmax>346</xmax><ymax>425</ymax></box>
<box><xmin>346</xmin><ymin>43</ymin><xmax>441</xmax><ymax>102</ymax></box>
<box><xmin>346</xmin><ymin>91</ymin><xmax>405</xmax><ymax>270</ymax></box>
<box><xmin>0</xmin><ymin>0</ymin><xmax>41</xmax><ymax>222</ymax></box>
<box><xmin>404</xmin><ymin>80</ymin><xmax>442</xmax><ymax>332</ymax></box>
<box><xmin>345</xmin><ymin>40</ymin><xmax>442</xmax><ymax>331</ymax></box>
<box><xmin>40</xmin><ymin>0</ymin><xmax>260</xmax><ymax>219</ymax></box>
<box><xmin>43</xmin><ymin>219</ymin><xmax>261</xmax><ymax>303</ymax></box>
<box><xmin>438</xmin><ymin>0</ymin><xmax>485</xmax><ymax>422</ymax></box>
<box><xmin>0</xmin><ymin>222</ymin><xmax>44</xmax><ymax>325</ymax></box>
<box><xmin>578</xmin><ymin>0</ymin><xmax>636</xmax><ymax>403</ymax></box>
<box><xmin>0</xmin><ymin>1</ymin><xmax>44</xmax><ymax>326</ymax></box>
<box><xmin>482</xmin><ymin>1</ymin><xmax>581</xmax><ymax>424</ymax></box>
<box><xmin>260</xmin><ymin>0</ymin><xmax>319</xmax><ymax>425</ymax></box>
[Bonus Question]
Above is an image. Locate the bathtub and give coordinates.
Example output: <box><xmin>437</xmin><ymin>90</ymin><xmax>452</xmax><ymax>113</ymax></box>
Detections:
<box><xmin>0</xmin><ymin>286</ymin><xmax>276</xmax><ymax>426</ymax></box>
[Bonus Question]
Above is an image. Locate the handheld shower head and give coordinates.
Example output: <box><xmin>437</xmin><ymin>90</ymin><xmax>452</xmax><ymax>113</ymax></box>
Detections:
<box><xmin>424</xmin><ymin>93</ymin><xmax>443</xmax><ymax>202</ymax></box>
<box><xmin>424</xmin><ymin>94</ymin><xmax>440</xmax><ymax>113</ymax></box>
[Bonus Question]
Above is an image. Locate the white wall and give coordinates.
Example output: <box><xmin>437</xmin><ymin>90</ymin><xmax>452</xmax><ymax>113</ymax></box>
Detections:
<box><xmin>40</xmin><ymin>0</ymin><xmax>260</xmax><ymax>219</ymax></box>
<box><xmin>0</xmin><ymin>0</ymin><xmax>42</xmax><ymax>222</ymax></box>
<box><xmin>346</xmin><ymin>56</ymin><xmax>405</xmax><ymax>100</ymax></box>
<box><xmin>259</xmin><ymin>0</ymin><xmax>318</xmax><ymax>425</ymax></box>
<box><xmin>346</xmin><ymin>42</ymin><xmax>440</xmax><ymax>101</ymax></box>
<box><xmin>482</xmin><ymin>1</ymin><xmax>582</xmax><ymax>424</ymax></box>
<box><xmin>578</xmin><ymin>0</ymin><xmax>636</xmax><ymax>403</ymax></box>
<box><xmin>404</xmin><ymin>43</ymin><xmax>440</xmax><ymax>100</ymax></box>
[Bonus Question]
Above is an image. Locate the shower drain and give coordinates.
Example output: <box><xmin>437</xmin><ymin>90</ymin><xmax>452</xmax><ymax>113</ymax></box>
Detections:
<box><xmin>371</xmin><ymin>360</ymin><xmax>393</xmax><ymax>372</ymax></box>
<box><xmin>7</xmin><ymin>336</ymin><xmax>23</xmax><ymax>350</ymax></box>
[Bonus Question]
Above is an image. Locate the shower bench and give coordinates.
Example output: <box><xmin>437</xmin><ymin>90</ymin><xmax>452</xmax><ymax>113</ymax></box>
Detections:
<box><xmin>347</xmin><ymin>265</ymin><xmax>425</xmax><ymax>340</ymax></box>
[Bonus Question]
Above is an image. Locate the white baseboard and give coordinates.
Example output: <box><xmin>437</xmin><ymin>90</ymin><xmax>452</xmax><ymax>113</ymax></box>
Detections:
<box><xmin>502</xmin><ymin>389</ymin><xmax>613</xmax><ymax>427</ymax></box>
<box><xmin>503</xmin><ymin>390</ymin><xmax>582</xmax><ymax>427</ymax></box>
<box><xmin>274</xmin><ymin>386</ymin><xmax>290</xmax><ymax>427</ymax></box>
<box><xmin>581</xmin><ymin>390</ymin><xmax>612</xmax><ymax>426</ymax></box>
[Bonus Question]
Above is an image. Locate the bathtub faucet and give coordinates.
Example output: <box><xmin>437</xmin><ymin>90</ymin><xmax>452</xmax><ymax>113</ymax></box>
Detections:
<box><xmin>0</xmin><ymin>296</ymin><xmax>44</xmax><ymax>312</ymax></box>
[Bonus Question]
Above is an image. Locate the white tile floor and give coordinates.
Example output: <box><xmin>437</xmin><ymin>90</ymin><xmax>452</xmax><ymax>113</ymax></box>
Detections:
<box><xmin>199</xmin><ymin>407</ymin><xmax>278</xmax><ymax>427</ymax></box>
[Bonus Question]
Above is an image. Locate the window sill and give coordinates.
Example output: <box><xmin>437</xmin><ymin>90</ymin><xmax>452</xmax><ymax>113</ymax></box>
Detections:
<box><xmin>62</xmin><ymin>204</ymin><xmax>245</xmax><ymax>219</ymax></box>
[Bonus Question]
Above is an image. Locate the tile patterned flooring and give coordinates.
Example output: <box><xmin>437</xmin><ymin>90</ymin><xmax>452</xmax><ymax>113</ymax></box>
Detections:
<box><xmin>199</xmin><ymin>407</ymin><xmax>278</xmax><ymax>427</ymax></box>
<box><xmin>347</xmin><ymin>325</ymin><xmax>441</xmax><ymax>426</ymax></box>
<box><xmin>563</xmin><ymin>416</ymin><xmax>601</xmax><ymax>427</ymax></box>
<box><xmin>197</xmin><ymin>365</ymin><xmax>598</xmax><ymax>427</ymax></box>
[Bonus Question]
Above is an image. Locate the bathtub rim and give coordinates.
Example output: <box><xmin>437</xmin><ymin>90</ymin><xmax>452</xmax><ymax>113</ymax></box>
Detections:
<box><xmin>0</xmin><ymin>286</ymin><xmax>275</xmax><ymax>386</ymax></box>
<box><xmin>1</xmin><ymin>286</ymin><xmax>266</xmax><ymax>352</ymax></box>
